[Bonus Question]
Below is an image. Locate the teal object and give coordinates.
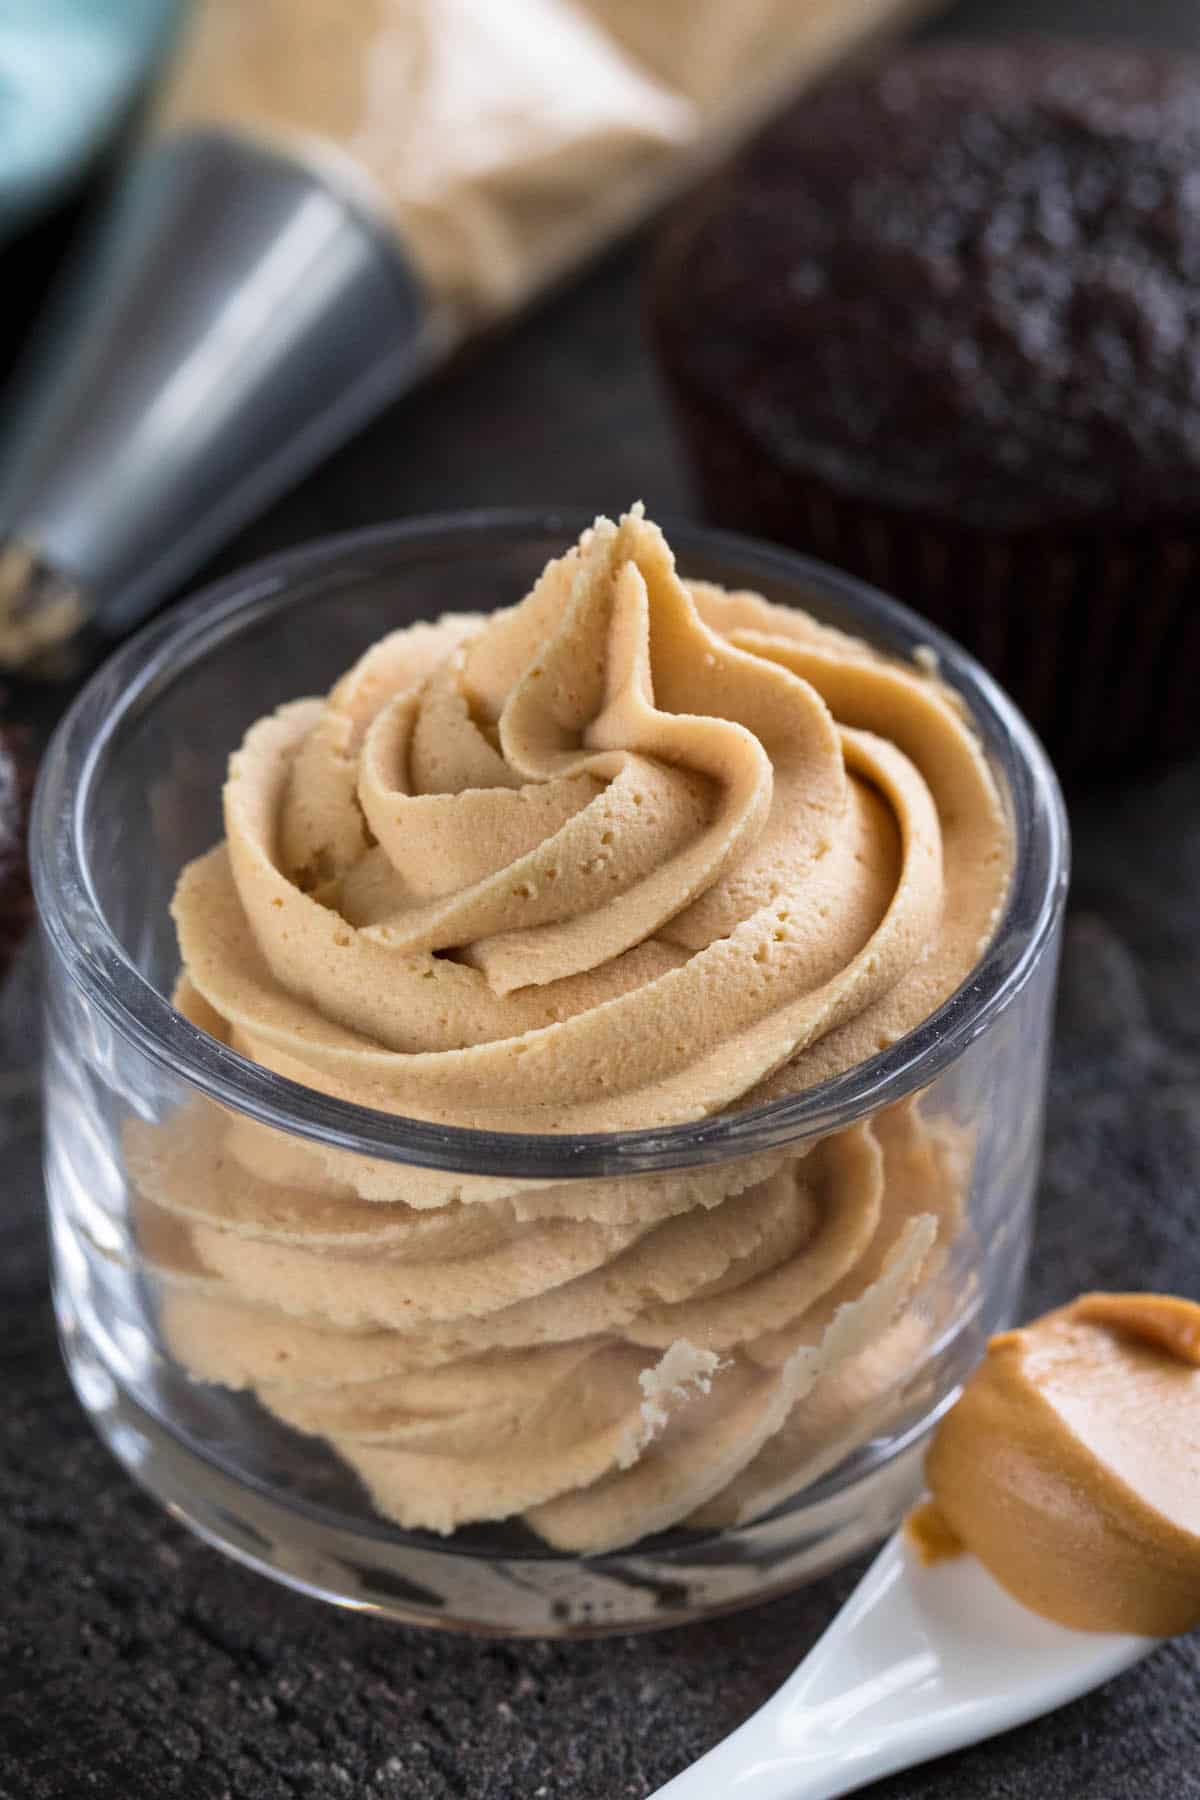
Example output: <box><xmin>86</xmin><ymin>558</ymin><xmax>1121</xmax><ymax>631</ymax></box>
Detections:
<box><xmin>0</xmin><ymin>0</ymin><xmax>182</xmax><ymax>242</ymax></box>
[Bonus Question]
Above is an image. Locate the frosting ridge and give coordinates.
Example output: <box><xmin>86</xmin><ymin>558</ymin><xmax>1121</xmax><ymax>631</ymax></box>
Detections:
<box><xmin>910</xmin><ymin>1293</ymin><xmax>1200</xmax><ymax>1636</ymax></box>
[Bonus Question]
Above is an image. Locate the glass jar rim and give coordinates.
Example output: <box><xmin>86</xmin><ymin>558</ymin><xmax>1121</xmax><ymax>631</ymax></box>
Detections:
<box><xmin>33</xmin><ymin>509</ymin><xmax>1069</xmax><ymax>1179</ymax></box>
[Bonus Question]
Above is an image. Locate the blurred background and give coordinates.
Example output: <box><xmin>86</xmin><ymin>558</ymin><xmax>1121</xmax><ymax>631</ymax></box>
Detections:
<box><xmin>1</xmin><ymin>0</ymin><xmax>1197</xmax><ymax>712</ymax></box>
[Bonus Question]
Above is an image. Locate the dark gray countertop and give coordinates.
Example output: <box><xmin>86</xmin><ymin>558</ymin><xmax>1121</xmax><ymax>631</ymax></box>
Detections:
<box><xmin>3</xmin><ymin>3</ymin><xmax>1200</xmax><ymax>1796</ymax></box>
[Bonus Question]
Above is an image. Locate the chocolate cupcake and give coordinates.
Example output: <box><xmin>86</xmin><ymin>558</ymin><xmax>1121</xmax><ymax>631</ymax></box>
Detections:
<box><xmin>650</xmin><ymin>40</ymin><xmax>1200</xmax><ymax>775</ymax></box>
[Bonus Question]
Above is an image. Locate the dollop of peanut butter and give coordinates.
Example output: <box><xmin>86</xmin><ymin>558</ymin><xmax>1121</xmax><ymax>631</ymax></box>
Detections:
<box><xmin>909</xmin><ymin>1293</ymin><xmax>1200</xmax><ymax>1637</ymax></box>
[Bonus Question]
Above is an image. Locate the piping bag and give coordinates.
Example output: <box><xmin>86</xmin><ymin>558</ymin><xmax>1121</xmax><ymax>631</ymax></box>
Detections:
<box><xmin>0</xmin><ymin>0</ymin><xmax>928</xmax><ymax>670</ymax></box>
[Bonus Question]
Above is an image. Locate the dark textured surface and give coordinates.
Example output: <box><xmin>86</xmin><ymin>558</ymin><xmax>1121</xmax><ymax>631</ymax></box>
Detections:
<box><xmin>3</xmin><ymin>2</ymin><xmax>1200</xmax><ymax>1796</ymax></box>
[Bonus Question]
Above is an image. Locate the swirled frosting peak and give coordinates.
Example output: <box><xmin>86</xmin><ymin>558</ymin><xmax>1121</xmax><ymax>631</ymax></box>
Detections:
<box><xmin>150</xmin><ymin>509</ymin><xmax>1013</xmax><ymax>1549</ymax></box>
<box><xmin>172</xmin><ymin>506</ymin><xmax>1010</xmax><ymax>1133</ymax></box>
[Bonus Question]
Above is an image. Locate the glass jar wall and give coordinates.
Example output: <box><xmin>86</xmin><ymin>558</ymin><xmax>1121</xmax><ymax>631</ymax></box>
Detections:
<box><xmin>35</xmin><ymin>515</ymin><xmax>1067</xmax><ymax>1634</ymax></box>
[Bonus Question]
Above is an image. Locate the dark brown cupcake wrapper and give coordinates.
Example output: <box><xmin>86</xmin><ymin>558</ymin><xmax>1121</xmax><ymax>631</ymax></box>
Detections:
<box><xmin>654</xmin><ymin>355</ymin><xmax>1200</xmax><ymax>779</ymax></box>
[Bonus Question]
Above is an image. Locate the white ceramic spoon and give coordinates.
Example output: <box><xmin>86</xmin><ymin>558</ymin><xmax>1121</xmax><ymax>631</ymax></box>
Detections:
<box><xmin>650</xmin><ymin>1529</ymin><xmax>1152</xmax><ymax>1799</ymax></box>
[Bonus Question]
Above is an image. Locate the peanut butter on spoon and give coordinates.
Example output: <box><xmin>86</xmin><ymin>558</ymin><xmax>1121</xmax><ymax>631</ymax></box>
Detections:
<box><xmin>908</xmin><ymin>1293</ymin><xmax>1200</xmax><ymax>1637</ymax></box>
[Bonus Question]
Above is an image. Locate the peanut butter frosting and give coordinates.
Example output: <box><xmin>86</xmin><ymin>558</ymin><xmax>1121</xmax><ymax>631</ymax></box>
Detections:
<box><xmin>140</xmin><ymin>507</ymin><xmax>1012</xmax><ymax>1550</ymax></box>
<box><xmin>909</xmin><ymin>1293</ymin><xmax>1200</xmax><ymax>1637</ymax></box>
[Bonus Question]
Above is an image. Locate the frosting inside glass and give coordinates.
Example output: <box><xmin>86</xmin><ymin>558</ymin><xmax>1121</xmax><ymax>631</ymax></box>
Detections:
<box><xmin>136</xmin><ymin>508</ymin><xmax>1012</xmax><ymax>1549</ymax></box>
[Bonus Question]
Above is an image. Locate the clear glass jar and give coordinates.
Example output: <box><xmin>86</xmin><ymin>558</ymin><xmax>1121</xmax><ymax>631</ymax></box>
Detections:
<box><xmin>34</xmin><ymin>513</ymin><xmax>1067</xmax><ymax>1635</ymax></box>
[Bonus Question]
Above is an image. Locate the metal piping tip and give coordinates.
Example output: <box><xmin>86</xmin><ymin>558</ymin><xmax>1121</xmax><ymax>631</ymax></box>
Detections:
<box><xmin>0</xmin><ymin>131</ymin><xmax>432</xmax><ymax>668</ymax></box>
<box><xmin>0</xmin><ymin>539</ymin><xmax>91</xmax><ymax>675</ymax></box>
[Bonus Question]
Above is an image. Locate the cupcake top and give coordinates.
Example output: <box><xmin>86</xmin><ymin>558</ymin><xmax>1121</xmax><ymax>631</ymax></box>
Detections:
<box><xmin>660</xmin><ymin>41</ymin><xmax>1200</xmax><ymax>531</ymax></box>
